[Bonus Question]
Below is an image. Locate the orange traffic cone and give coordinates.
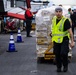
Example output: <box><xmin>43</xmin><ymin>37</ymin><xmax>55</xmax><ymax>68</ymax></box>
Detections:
<box><xmin>16</xmin><ymin>28</ymin><xmax>24</xmax><ymax>43</ymax></box>
<box><xmin>7</xmin><ymin>33</ymin><xmax>17</xmax><ymax>52</ymax></box>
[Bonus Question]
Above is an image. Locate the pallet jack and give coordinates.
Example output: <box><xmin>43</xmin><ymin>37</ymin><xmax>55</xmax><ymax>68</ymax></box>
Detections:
<box><xmin>37</xmin><ymin>40</ymin><xmax>73</xmax><ymax>63</ymax></box>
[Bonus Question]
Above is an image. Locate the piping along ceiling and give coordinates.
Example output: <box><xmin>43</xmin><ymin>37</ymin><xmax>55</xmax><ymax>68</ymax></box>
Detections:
<box><xmin>41</xmin><ymin>0</ymin><xmax>76</xmax><ymax>6</ymax></box>
<box><xmin>48</xmin><ymin>0</ymin><xmax>76</xmax><ymax>5</ymax></box>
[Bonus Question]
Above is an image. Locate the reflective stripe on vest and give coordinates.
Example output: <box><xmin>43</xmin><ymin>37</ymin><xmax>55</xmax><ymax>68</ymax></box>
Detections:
<box><xmin>59</xmin><ymin>18</ymin><xmax>65</xmax><ymax>31</ymax></box>
<box><xmin>52</xmin><ymin>31</ymin><xmax>68</xmax><ymax>36</ymax></box>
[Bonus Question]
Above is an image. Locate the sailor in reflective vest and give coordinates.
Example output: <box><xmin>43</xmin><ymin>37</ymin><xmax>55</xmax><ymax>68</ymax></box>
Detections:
<box><xmin>51</xmin><ymin>7</ymin><xmax>75</xmax><ymax>72</ymax></box>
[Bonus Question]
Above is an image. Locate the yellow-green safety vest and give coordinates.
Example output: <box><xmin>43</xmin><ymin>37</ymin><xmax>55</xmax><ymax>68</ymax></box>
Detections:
<box><xmin>51</xmin><ymin>16</ymin><xmax>70</xmax><ymax>43</ymax></box>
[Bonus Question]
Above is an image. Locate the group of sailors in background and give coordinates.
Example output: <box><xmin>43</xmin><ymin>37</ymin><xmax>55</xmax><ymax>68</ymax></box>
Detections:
<box><xmin>68</xmin><ymin>7</ymin><xmax>76</xmax><ymax>41</ymax></box>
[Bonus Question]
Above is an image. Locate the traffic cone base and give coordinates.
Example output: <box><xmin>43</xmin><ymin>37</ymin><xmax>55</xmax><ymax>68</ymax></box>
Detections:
<box><xmin>7</xmin><ymin>50</ymin><xmax>17</xmax><ymax>52</ymax></box>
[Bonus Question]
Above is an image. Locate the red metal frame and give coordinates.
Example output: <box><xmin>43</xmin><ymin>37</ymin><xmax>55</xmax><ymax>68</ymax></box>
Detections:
<box><xmin>3</xmin><ymin>0</ymin><xmax>37</xmax><ymax>20</ymax></box>
<box><xmin>7</xmin><ymin>0</ymin><xmax>37</xmax><ymax>20</ymax></box>
<box><xmin>6</xmin><ymin>0</ymin><xmax>31</xmax><ymax>20</ymax></box>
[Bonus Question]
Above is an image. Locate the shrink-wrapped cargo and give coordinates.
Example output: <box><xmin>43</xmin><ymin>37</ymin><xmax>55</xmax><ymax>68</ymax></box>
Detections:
<box><xmin>36</xmin><ymin>6</ymin><xmax>69</xmax><ymax>58</ymax></box>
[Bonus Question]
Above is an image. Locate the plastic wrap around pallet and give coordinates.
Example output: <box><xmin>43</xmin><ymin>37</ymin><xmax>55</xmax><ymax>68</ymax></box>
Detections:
<box><xmin>36</xmin><ymin>6</ymin><xmax>69</xmax><ymax>25</ymax></box>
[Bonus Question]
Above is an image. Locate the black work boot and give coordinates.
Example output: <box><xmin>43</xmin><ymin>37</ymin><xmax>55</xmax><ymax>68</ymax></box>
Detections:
<box><xmin>63</xmin><ymin>66</ymin><xmax>68</xmax><ymax>72</ymax></box>
<box><xmin>57</xmin><ymin>68</ymin><xmax>61</xmax><ymax>72</ymax></box>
